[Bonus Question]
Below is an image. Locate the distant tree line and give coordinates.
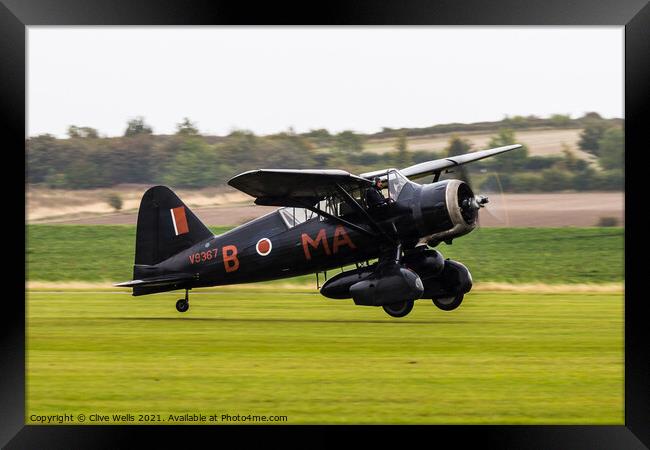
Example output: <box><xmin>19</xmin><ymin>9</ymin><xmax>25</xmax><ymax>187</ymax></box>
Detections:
<box><xmin>475</xmin><ymin>126</ymin><xmax>623</xmax><ymax>193</ymax></box>
<box><xmin>26</xmin><ymin>114</ymin><xmax>623</xmax><ymax>192</ymax></box>
<box><xmin>373</xmin><ymin>111</ymin><xmax>622</xmax><ymax>139</ymax></box>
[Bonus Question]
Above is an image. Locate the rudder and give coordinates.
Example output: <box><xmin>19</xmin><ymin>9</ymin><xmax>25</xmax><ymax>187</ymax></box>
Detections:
<box><xmin>134</xmin><ymin>186</ymin><xmax>213</xmax><ymax>267</ymax></box>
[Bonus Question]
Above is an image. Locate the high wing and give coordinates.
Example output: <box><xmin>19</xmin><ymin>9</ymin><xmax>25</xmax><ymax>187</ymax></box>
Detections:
<box><xmin>227</xmin><ymin>169</ymin><xmax>373</xmax><ymax>206</ymax></box>
<box><xmin>361</xmin><ymin>144</ymin><xmax>523</xmax><ymax>181</ymax></box>
<box><xmin>228</xmin><ymin>145</ymin><xmax>522</xmax><ymax>204</ymax></box>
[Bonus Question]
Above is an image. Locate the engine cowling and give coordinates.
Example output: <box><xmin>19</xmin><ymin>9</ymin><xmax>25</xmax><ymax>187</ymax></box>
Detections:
<box><xmin>416</xmin><ymin>179</ymin><xmax>479</xmax><ymax>246</ymax></box>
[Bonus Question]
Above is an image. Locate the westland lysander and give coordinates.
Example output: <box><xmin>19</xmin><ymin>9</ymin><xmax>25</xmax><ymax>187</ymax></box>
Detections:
<box><xmin>116</xmin><ymin>144</ymin><xmax>521</xmax><ymax>317</ymax></box>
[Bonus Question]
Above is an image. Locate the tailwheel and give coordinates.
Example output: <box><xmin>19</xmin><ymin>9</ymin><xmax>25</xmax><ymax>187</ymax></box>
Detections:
<box><xmin>382</xmin><ymin>300</ymin><xmax>414</xmax><ymax>318</ymax></box>
<box><xmin>176</xmin><ymin>289</ymin><xmax>190</xmax><ymax>313</ymax></box>
<box><xmin>432</xmin><ymin>293</ymin><xmax>464</xmax><ymax>311</ymax></box>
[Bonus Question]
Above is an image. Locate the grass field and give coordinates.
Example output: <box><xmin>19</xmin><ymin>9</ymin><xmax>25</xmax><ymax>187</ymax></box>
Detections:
<box><xmin>26</xmin><ymin>288</ymin><xmax>623</xmax><ymax>424</ymax></box>
<box><xmin>25</xmin><ymin>225</ymin><xmax>624</xmax><ymax>424</ymax></box>
<box><xmin>26</xmin><ymin>226</ymin><xmax>624</xmax><ymax>284</ymax></box>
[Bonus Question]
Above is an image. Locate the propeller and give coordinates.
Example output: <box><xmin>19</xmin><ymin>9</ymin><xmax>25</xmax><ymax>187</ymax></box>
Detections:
<box><xmin>460</xmin><ymin>192</ymin><xmax>488</xmax><ymax>225</ymax></box>
<box><xmin>444</xmin><ymin>165</ymin><xmax>510</xmax><ymax>228</ymax></box>
<box><xmin>476</xmin><ymin>170</ymin><xmax>510</xmax><ymax>227</ymax></box>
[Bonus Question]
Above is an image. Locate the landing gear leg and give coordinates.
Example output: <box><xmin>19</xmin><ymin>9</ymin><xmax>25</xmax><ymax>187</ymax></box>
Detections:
<box><xmin>176</xmin><ymin>289</ymin><xmax>190</xmax><ymax>313</ymax></box>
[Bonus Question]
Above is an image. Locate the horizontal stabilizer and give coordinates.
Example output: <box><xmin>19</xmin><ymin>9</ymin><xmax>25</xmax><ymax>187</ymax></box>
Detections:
<box><xmin>114</xmin><ymin>273</ymin><xmax>195</xmax><ymax>288</ymax></box>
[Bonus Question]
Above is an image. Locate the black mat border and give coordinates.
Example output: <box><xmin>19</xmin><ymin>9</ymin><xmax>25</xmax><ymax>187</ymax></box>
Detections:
<box><xmin>3</xmin><ymin>1</ymin><xmax>648</xmax><ymax>448</ymax></box>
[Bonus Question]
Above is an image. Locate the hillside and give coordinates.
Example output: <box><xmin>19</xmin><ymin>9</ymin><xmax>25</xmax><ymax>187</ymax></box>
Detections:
<box><xmin>363</xmin><ymin>128</ymin><xmax>593</xmax><ymax>160</ymax></box>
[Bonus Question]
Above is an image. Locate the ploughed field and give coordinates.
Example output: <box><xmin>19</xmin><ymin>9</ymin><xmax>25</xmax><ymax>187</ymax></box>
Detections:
<box><xmin>25</xmin><ymin>225</ymin><xmax>624</xmax><ymax>424</ymax></box>
<box><xmin>30</xmin><ymin>192</ymin><xmax>624</xmax><ymax>228</ymax></box>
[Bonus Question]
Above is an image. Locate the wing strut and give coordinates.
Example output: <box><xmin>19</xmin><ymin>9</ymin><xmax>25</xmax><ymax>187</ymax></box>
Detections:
<box><xmin>294</xmin><ymin>198</ymin><xmax>379</xmax><ymax>240</ymax></box>
<box><xmin>334</xmin><ymin>184</ymin><xmax>396</xmax><ymax>244</ymax></box>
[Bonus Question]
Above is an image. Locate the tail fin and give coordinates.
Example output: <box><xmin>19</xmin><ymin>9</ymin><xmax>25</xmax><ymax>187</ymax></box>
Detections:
<box><xmin>134</xmin><ymin>186</ymin><xmax>213</xmax><ymax>267</ymax></box>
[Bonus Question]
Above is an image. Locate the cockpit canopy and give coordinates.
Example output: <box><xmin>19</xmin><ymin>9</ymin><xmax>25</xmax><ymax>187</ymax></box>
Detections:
<box><xmin>278</xmin><ymin>193</ymin><xmax>360</xmax><ymax>229</ymax></box>
<box><xmin>386</xmin><ymin>169</ymin><xmax>409</xmax><ymax>201</ymax></box>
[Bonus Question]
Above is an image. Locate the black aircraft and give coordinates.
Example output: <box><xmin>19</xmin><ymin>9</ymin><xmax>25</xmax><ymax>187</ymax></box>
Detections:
<box><xmin>116</xmin><ymin>144</ymin><xmax>521</xmax><ymax>317</ymax></box>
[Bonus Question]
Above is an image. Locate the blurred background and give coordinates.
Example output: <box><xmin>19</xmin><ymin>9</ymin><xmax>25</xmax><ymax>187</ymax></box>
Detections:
<box><xmin>26</xmin><ymin>27</ymin><xmax>623</xmax><ymax>228</ymax></box>
<box><xmin>26</xmin><ymin>113</ymin><xmax>624</xmax><ymax>227</ymax></box>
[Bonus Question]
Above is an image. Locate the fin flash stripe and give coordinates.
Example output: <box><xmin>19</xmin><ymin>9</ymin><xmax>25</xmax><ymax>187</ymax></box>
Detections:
<box><xmin>170</xmin><ymin>206</ymin><xmax>189</xmax><ymax>236</ymax></box>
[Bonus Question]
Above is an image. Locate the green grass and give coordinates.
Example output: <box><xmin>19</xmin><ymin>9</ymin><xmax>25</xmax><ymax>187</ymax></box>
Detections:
<box><xmin>25</xmin><ymin>225</ymin><xmax>229</xmax><ymax>282</ymax></box>
<box><xmin>26</xmin><ymin>289</ymin><xmax>623</xmax><ymax>424</ymax></box>
<box><xmin>26</xmin><ymin>225</ymin><xmax>623</xmax><ymax>284</ymax></box>
<box><xmin>25</xmin><ymin>225</ymin><xmax>624</xmax><ymax>423</ymax></box>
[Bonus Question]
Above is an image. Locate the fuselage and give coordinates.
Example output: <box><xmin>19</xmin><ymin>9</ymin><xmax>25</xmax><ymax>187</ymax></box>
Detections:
<box><xmin>157</xmin><ymin>206</ymin><xmax>382</xmax><ymax>288</ymax></box>
<box><xmin>152</xmin><ymin>177</ymin><xmax>479</xmax><ymax>289</ymax></box>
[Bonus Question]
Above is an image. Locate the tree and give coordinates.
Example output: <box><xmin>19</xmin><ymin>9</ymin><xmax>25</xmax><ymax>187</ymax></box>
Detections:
<box><xmin>263</xmin><ymin>136</ymin><xmax>317</xmax><ymax>169</ymax></box>
<box><xmin>503</xmin><ymin>115</ymin><xmax>529</xmax><ymax>128</ymax></box>
<box><xmin>67</xmin><ymin>125</ymin><xmax>81</xmax><ymax>138</ymax></box>
<box><xmin>44</xmin><ymin>172</ymin><xmax>67</xmax><ymax>188</ymax></box>
<box><xmin>447</xmin><ymin>135</ymin><xmax>472</xmax><ymax>157</ymax></box>
<box><xmin>598</xmin><ymin>127</ymin><xmax>624</xmax><ymax>170</ymax></box>
<box><xmin>334</xmin><ymin>130</ymin><xmax>364</xmax><ymax>154</ymax></box>
<box><xmin>65</xmin><ymin>159</ymin><xmax>104</xmax><ymax>189</ymax></box>
<box><xmin>27</xmin><ymin>134</ymin><xmax>59</xmax><ymax>183</ymax></box>
<box><xmin>124</xmin><ymin>117</ymin><xmax>153</xmax><ymax>137</ymax></box>
<box><xmin>488</xmin><ymin>128</ymin><xmax>516</xmax><ymax>148</ymax></box>
<box><xmin>486</xmin><ymin>128</ymin><xmax>529</xmax><ymax>172</ymax></box>
<box><xmin>106</xmin><ymin>134</ymin><xmax>155</xmax><ymax>184</ymax></box>
<box><xmin>395</xmin><ymin>131</ymin><xmax>410</xmax><ymax>166</ymax></box>
<box><xmin>176</xmin><ymin>117</ymin><xmax>199</xmax><ymax>136</ymax></box>
<box><xmin>561</xmin><ymin>143</ymin><xmax>577</xmax><ymax>167</ymax></box>
<box><xmin>219</xmin><ymin>130</ymin><xmax>260</xmax><ymax>170</ymax></box>
<box><xmin>107</xmin><ymin>193</ymin><xmax>123</xmax><ymax>211</ymax></box>
<box><xmin>582</xmin><ymin>111</ymin><xmax>603</xmax><ymax>121</ymax></box>
<box><xmin>558</xmin><ymin>143</ymin><xmax>588</xmax><ymax>172</ymax></box>
<box><xmin>578</xmin><ymin>122</ymin><xmax>610</xmax><ymax>155</ymax></box>
<box><xmin>67</xmin><ymin>125</ymin><xmax>98</xmax><ymax>139</ymax></box>
<box><xmin>541</xmin><ymin>169</ymin><xmax>572</xmax><ymax>191</ymax></box>
<box><xmin>303</xmin><ymin>129</ymin><xmax>332</xmax><ymax>148</ymax></box>
<box><xmin>445</xmin><ymin>135</ymin><xmax>472</xmax><ymax>183</ymax></box>
<box><xmin>550</xmin><ymin>114</ymin><xmax>571</xmax><ymax>127</ymax></box>
<box><xmin>162</xmin><ymin>138</ymin><xmax>218</xmax><ymax>188</ymax></box>
<box><xmin>573</xmin><ymin>166</ymin><xmax>597</xmax><ymax>191</ymax></box>
<box><xmin>510</xmin><ymin>173</ymin><xmax>543</xmax><ymax>192</ymax></box>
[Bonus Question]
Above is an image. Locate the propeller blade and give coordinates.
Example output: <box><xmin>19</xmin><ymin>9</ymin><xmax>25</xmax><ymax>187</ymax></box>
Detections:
<box><xmin>475</xmin><ymin>170</ymin><xmax>510</xmax><ymax>227</ymax></box>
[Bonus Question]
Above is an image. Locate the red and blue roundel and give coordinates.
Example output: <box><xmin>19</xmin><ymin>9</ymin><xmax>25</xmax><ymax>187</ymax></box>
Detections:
<box><xmin>256</xmin><ymin>238</ymin><xmax>272</xmax><ymax>256</ymax></box>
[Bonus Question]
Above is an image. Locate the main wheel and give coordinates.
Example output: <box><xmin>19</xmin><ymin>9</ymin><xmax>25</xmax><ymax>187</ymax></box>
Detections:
<box><xmin>176</xmin><ymin>299</ymin><xmax>189</xmax><ymax>313</ymax></box>
<box><xmin>432</xmin><ymin>293</ymin><xmax>464</xmax><ymax>311</ymax></box>
<box><xmin>382</xmin><ymin>300</ymin><xmax>414</xmax><ymax>318</ymax></box>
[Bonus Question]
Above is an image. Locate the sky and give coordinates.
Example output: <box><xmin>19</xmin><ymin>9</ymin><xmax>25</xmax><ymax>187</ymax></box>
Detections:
<box><xmin>27</xmin><ymin>27</ymin><xmax>623</xmax><ymax>138</ymax></box>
